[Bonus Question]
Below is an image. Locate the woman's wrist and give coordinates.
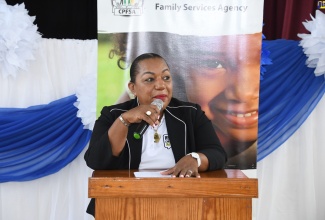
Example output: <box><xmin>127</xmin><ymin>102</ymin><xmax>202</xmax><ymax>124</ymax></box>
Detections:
<box><xmin>187</xmin><ymin>152</ymin><xmax>201</xmax><ymax>167</ymax></box>
<box><xmin>119</xmin><ymin>114</ymin><xmax>130</xmax><ymax>127</ymax></box>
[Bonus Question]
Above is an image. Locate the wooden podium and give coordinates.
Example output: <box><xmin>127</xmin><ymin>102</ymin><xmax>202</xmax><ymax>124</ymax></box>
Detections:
<box><xmin>88</xmin><ymin>169</ymin><xmax>258</xmax><ymax>220</ymax></box>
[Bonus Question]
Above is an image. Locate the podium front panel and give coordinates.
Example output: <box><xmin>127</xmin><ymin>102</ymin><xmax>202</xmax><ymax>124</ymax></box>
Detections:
<box><xmin>88</xmin><ymin>169</ymin><xmax>257</xmax><ymax>220</ymax></box>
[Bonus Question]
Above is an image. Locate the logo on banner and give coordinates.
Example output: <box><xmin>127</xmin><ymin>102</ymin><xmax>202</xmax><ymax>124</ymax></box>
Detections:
<box><xmin>111</xmin><ymin>0</ymin><xmax>144</xmax><ymax>16</ymax></box>
<box><xmin>317</xmin><ymin>1</ymin><xmax>325</xmax><ymax>9</ymax></box>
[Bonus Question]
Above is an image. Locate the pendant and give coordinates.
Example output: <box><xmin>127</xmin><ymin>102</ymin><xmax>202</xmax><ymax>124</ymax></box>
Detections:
<box><xmin>154</xmin><ymin>132</ymin><xmax>161</xmax><ymax>143</ymax></box>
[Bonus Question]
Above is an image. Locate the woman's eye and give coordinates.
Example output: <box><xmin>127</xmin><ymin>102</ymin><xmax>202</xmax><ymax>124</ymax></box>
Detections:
<box><xmin>145</xmin><ymin>78</ymin><xmax>154</xmax><ymax>82</ymax></box>
<box><xmin>163</xmin><ymin>76</ymin><xmax>171</xmax><ymax>81</ymax></box>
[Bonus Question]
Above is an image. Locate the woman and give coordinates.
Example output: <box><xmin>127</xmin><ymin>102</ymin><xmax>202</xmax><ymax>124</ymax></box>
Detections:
<box><xmin>84</xmin><ymin>53</ymin><xmax>227</xmax><ymax>216</ymax></box>
<box><xmin>107</xmin><ymin>32</ymin><xmax>261</xmax><ymax>169</ymax></box>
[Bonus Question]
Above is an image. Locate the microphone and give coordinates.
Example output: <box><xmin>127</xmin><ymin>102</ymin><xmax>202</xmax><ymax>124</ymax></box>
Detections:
<box><xmin>133</xmin><ymin>99</ymin><xmax>164</xmax><ymax>140</ymax></box>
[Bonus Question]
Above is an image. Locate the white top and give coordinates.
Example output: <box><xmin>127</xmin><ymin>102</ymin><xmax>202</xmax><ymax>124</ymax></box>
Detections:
<box><xmin>139</xmin><ymin>115</ymin><xmax>176</xmax><ymax>170</ymax></box>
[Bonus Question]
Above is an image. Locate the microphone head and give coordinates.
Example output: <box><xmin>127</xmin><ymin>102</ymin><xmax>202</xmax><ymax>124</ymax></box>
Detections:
<box><xmin>152</xmin><ymin>99</ymin><xmax>164</xmax><ymax>110</ymax></box>
<box><xmin>133</xmin><ymin>99</ymin><xmax>164</xmax><ymax>140</ymax></box>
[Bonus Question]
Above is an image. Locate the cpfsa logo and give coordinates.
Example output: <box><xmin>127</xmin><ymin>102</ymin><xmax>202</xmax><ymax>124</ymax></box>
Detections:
<box><xmin>111</xmin><ymin>0</ymin><xmax>144</xmax><ymax>16</ymax></box>
<box><xmin>317</xmin><ymin>1</ymin><xmax>325</xmax><ymax>9</ymax></box>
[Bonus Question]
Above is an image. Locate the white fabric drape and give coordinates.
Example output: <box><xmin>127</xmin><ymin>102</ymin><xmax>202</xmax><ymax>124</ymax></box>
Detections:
<box><xmin>0</xmin><ymin>39</ymin><xmax>97</xmax><ymax>108</ymax></box>
<box><xmin>257</xmin><ymin>94</ymin><xmax>325</xmax><ymax>220</ymax></box>
<box><xmin>0</xmin><ymin>38</ymin><xmax>97</xmax><ymax>220</ymax></box>
<box><xmin>0</xmin><ymin>148</ymin><xmax>93</xmax><ymax>220</ymax></box>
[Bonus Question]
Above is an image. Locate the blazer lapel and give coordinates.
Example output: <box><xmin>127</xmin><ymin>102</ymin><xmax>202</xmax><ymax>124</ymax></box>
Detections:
<box><xmin>126</xmin><ymin>122</ymin><xmax>143</xmax><ymax>168</ymax></box>
<box><xmin>165</xmin><ymin>112</ymin><xmax>187</xmax><ymax>162</ymax></box>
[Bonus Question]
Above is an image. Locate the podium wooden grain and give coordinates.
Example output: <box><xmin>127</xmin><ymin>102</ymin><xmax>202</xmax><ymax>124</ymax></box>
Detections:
<box><xmin>88</xmin><ymin>169</ymin><xmax>258</xmax><ymax>220</ymax></box>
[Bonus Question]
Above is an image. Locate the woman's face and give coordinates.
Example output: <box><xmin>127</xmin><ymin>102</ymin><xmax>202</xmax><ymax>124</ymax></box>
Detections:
<box><xmin>184</xmin><ymin>33</ymin><xmax>261</xmax><ymax>156</ymax></box>
<box><xmin>129</xmin><ymin>57</ymin><xmax>173</xmax><ymax>109</ymax></box>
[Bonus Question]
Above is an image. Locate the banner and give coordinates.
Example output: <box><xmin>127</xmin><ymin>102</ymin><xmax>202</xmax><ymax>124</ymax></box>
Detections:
<box><xmin>98</xmin><ymin>0</ymin><xmax>264</xmax><ymax>169</ymax></box>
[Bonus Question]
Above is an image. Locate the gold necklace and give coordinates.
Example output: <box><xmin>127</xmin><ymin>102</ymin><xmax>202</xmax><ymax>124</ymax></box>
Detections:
<box><xmin>153</xmin><ymin>115</ymin><xmax>164</xmax><ymax>143</ymax></box>
<box><xmin>153</xmin><ymin>127</ymin><xmax>161</xmax><ymax>143</ymax></box>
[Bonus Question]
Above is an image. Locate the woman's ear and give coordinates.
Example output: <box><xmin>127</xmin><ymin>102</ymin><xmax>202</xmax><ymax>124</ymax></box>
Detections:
<box><xmin>126</xmin><ymin>82</ymin><xmax>135</xmax><ymax>99</ymax></box>
<box><xmin>128</xmin><ymin>82</ymin><xmax>136</xmax><ymax>97</ymax></box>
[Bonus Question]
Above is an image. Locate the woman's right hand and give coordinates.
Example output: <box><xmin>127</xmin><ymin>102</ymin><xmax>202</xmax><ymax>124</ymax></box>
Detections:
<box><xmin>122</xmin><ymin>104</ymin><xmax>161</xmax><ymax>127</ymax></box>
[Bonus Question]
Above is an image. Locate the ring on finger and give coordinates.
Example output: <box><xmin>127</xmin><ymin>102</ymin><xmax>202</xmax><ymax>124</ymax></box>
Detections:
<box><xmin>146</xmin><ymin>110</ymin><xmax>152</xmax><ymax>116</ymax></box>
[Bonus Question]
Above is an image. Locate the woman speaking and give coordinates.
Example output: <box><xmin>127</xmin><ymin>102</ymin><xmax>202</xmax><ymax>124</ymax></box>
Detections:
<box><xmin>84</xmin><ymin>53</ymin><xmax>227</xmax><ymax>216</ymax></box>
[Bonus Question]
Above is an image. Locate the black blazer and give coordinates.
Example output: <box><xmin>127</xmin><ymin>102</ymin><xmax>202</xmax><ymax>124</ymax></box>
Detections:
<box><xmin>84</xmin><ymin>97</ymin><xmax>227</xmax><ymax>171</ymax></box>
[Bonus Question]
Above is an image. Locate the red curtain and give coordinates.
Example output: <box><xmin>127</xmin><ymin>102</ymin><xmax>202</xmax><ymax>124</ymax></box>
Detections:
<box><xmin>262</xmin><ymin>0</ymin><xmax>325</xmax><ymax>40</ymax></box>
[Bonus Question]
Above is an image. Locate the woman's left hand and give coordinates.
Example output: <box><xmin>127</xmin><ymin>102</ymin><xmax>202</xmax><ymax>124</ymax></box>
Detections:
<box><xmin>161</xmin><ymin>155</ymin><xmax>200</xmax><ymax>178</ymax></box>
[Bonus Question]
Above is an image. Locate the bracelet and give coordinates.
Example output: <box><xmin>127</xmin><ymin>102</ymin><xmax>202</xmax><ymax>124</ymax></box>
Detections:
<box><xmin>119</xmin><ymin>114</ymin><xmax>130</xmax><ymax>127</ymax></box>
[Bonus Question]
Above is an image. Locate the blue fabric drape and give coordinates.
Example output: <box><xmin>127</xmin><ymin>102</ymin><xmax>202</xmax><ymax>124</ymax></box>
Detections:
<box><xmin>258</xmin><ymin>39</ymin><xmax>325</xmax><ymax>161</ymax></box>
<box><xmin>0</xmin><ymin>95</ymin><xmax>92</xmax><ymax>183</ymax></box>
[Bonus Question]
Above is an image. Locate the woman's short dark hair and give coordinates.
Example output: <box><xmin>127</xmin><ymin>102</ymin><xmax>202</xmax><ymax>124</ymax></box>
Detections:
<box><xmin>129</xmin><ymin>53</ymin><xmax>169</xmax><ymax>83</ymax></box>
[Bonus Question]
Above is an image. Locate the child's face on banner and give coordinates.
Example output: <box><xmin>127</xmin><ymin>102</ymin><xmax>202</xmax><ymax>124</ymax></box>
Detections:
<box><xmin>183</xmin><ymin>33</ymin><xmax>261</xmax><ymax>157</ymax></box>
